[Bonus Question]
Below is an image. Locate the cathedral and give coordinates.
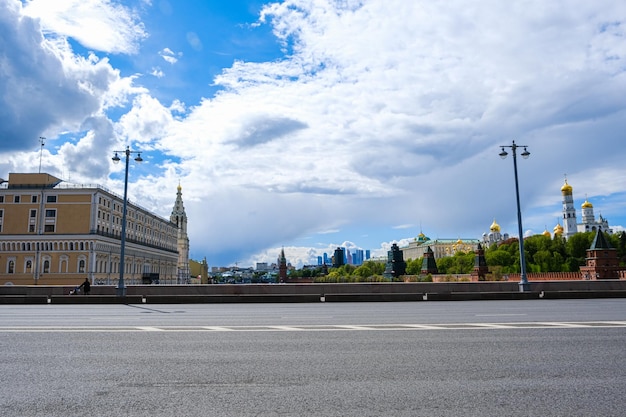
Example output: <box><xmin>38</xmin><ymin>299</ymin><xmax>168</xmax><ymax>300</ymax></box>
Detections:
<box><xmin>560</xmin><ymin>179</ymin><xmax>612</xmax><ymax>239</ymax></box>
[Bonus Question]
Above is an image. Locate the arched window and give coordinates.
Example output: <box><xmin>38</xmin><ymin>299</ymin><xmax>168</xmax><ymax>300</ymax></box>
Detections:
<box><xmin>8</xmin><ymin>260</ymin><xmax>15</xmax><ymax>274</ymax></box>
<box><xmin>43</xmin><ymin>260</ymin><xmax>50</xmax><ymax>273</ymax></box>
<box><xmin>25</xmin><ymin>260</ymin><xmax>32</xmax><ymax>273</ymax></box>
<box><xmin>79</xmin><ymin>259</ymin><xmax>86</xmax><ymax>273</ymax></box>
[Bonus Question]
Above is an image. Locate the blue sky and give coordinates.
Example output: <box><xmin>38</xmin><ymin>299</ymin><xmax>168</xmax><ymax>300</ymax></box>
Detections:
<box><xmin>2</xmin><ymin>0</ymin><xmax>626</xmax><ymax>268</ymax></box>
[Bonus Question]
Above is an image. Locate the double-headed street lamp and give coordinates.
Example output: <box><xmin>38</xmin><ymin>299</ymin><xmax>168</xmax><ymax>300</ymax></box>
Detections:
<box><xmin>112</xmin><ymin>146</ymin><xmax>143</xmax><ymax>296</ymax></box>
<box><xmin>499</xmin><ymin>141</ymin><xmax>531</xmax><ymax>292</ymax></box>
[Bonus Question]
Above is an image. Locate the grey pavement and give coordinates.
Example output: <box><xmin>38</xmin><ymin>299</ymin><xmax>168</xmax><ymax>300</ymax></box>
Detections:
<box><xmin>1</xmin><ymin>300</ymin><xmax>625</xmax><ymax>417</ymax></box>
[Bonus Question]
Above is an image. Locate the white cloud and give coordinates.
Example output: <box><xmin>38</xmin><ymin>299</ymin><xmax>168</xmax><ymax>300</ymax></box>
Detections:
<box><xmin>159</xmin><ymin>47</ymin><xmax>181</xmax><ymax>64</ymax></box>
<box><xmin>3</xmin><ymin>0</ymin><xmax>626</xmax><ymax>268</ymax></box>
<box><xmin>22</xmin><ymin>0</ymin><xmax>147</xmax><ymax>54</ymax></box>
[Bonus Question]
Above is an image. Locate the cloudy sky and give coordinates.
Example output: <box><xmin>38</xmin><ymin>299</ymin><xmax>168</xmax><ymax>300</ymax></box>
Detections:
<box><xmin>1</xmin><ymin>0</ymin><xmax>625</xmax><ymax>268</ymax></box>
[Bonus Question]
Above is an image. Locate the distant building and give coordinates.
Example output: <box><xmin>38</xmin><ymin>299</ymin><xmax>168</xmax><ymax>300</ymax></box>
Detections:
<box><xmin>383</xmin><ymin>243</ymin><xmax>406</xmax><ymax>278</ymax></box>
<box><xmin>580</xmin><ymin>229</ymin><xmax>621</xmax><ymax>279</ymax></box>
<box><xmin>401</xmin><ymin>231</ymin><xmax>480</xmax><ymax>261</ymax></box>
<box><xmin>420</xmin><ymin>246</ymin><xmax>438</xmax><ymax>275</ymax></box>
<box><xmin>170</xmin><ymin>183</ymin><xmax>190</xmax><ymax>283</ymax></box>
<box><xmin>0</xmin><ymin>173</ymin><xmax>180</xmax><ymax>285</ymax></box>
<box><xmin>561</xmin><ymin>178</ymin><xmax>612</xmax><ymax>239</ymax></box>
<box><xmin>189</xmin><ymin>257</ymin><xmax>209</xmax><ymax>284</ymax></box>
<box><xmin>482</xmin><ymin>219</ymin><xmax>509</xmax><ymax>246</ymax></box>
<box><xmin>278</xmin><ymin>248</ymin><xmax>287</xmax><ymax>281</ymax></box>
<box><xmin>332</xmin><ymin>247</ymin><xmax>344</xmax><ymax>268</ymax></box>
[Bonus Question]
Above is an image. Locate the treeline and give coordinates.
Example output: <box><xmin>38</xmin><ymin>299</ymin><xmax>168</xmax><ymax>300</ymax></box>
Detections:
<box><xmin>302</xmin><ymin>231</ymin><xmax>626</xmax><ymax>281</ymax></box>
<box><xmin>408</xmin><ymin>231</ymin><xmax>626</xmax><ymax>276</ymax></box>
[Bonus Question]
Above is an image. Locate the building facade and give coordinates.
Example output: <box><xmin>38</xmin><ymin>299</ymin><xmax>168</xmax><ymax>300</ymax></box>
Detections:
<box><xmin>0</xmin><ymin>173</ymin><xmax>181</xmax><ymax>286</ymax></box>
<box><xmin>401</xmin><ymin>231</ymin><xmax>480</xmax><ymax>261</ymax></box>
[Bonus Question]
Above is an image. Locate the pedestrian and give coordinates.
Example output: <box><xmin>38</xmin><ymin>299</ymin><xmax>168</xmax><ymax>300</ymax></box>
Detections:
<box><xmin>79</xmin><ymin>278</ymin><xmax>91</xmax><ymax>295</ymax></box>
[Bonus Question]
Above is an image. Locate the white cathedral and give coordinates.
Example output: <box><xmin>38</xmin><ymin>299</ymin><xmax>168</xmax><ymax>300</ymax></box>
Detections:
<box><xmin>560</xmin><ymin>178</ymin><xmax>612</xmax><ymax>239</ymax></box>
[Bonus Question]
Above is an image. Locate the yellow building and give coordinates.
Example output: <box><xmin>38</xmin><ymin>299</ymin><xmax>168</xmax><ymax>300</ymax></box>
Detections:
<box><xmin>0</xmin><ymin>173</ymin><xmax>179</xmax><ymax>286</ymax></box>
<box><xmin>401</xmin><ymin>231</ymin><xmax>480</xmax><ymax>261</ymax></box>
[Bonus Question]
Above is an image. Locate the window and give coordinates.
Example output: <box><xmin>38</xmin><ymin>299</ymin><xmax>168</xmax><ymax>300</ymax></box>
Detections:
<box><xmin>14</xmin><ymin>195</ymin><xmax>20</xmax><ymax>203</ymax></box>
<box><xmin>30</xmin><ymin>209</ymin><xmax>36</xmax><ymax>218</ymax></box>
<box><xmin>79</xmin><ymin>259</ymin><xmax>85</xmax><ymax>273</ymax></box>
<box><xmin>43</xmin><ymin>260</ymin><xmax>50</xmax><ymax>273</ymax></box>
<box><xmin>31</xmin><ymin>195</ymin><xmax>37</xmax><ymax>203</ymax></box>
<box><xmin>29</xmin><ymin>225</ymin><xmax>35</xmax><ymax>232</ymax></box>
<box><xmin>45</xmin><ymin>209</ymin><xmax>56</xmax><ymax>218</ymax></box>
<box><xmin>25</xmin><ymin>260</ymin><xmax>32</xmax><ymax>273</ymax></box>
<box><xmin>44</xmin><ymin>225</ymin><xmax>55</xmax><ymax>232</ymax></box>
<box><xmin>0</xmin><ymin>196</ymin><xmax>3</xmax><ymax>203</ymax></box>
<box><xmin>0</xmin><ymin>209</ymin><xmax>3</xmax><ymax>218</ymax></box>
<box><xmin>46</xmin><ymin>195</ymin><xmax>57</xmax><ymax>203</ymax></box>
<box><xmin>8</xmin><ymin>260</ymin><xmax>14</xmax><ymax>274</ymax></box>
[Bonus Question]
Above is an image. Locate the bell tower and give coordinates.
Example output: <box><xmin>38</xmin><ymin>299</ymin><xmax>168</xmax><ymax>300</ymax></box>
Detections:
<box><xmin>171</xmin><ymin>183</ymin><xmax>190</xmax><ymax>284</ymax></box>
<box><xmin>561</xmin><ymin>178</ymin><xmax>577</xmax><ymax>239</ymax></box>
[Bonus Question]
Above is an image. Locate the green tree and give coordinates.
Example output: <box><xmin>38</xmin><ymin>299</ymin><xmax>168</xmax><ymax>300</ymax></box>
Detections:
<box><xmin>405</xmin><ymin>258</ymin><xmax>423</xmax><ymax>275</ymax></box>
<box><xmin>485</xmin><ymin>249</ymin><xmax>513</xmax><ymax>269</ymax></box>
<box><xmin>353</xmin><ymin>264</ymin><xmax>373</xmax><ymax>279</ymax></box>
<box><xmin>567</xmin><ymin>232</ymin><xmax>594</xmax><ymax>259</ymax></box>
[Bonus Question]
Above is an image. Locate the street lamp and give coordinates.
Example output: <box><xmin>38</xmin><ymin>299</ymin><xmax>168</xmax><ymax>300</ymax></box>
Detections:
<box><xmin>499</xmin><ymin>140</ymin><xmax>530</xmax><ymax>292</ymax></box>
<box><xmin>112</xmin><ymin>146</ymin><xmax>143</xmax><ymax>296</ymax></box>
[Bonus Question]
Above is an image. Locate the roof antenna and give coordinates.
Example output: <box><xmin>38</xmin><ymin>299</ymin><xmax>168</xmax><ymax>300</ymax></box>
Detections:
<box><xmin>38</xmin><ymin>137</ymin><xmax>46</xmax><ymax>173</ymax></box>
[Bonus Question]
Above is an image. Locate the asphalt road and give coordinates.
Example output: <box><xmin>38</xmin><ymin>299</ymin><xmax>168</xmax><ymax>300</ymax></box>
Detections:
<box><xmin>1</xmin><ymin>299</ymin><xmax>625</xmax><ymax>417</ymax></box>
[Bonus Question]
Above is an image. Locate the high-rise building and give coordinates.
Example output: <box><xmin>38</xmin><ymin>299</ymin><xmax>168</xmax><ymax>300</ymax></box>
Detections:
<box><xmin>0</xmin><ymin>173</ymin><xmax>182</xmax><ymax>286</ymax></box>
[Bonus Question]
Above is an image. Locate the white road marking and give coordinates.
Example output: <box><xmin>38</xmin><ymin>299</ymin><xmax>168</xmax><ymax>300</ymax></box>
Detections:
<box><xmin>0</xmin><ymin>321</ymin><xmax>624</xmax><ymax>333</ymax></box>
<box><xmin>202</xmin><ymin>326</ymin><xmax>235</xmax><ymax>331</ymax></box>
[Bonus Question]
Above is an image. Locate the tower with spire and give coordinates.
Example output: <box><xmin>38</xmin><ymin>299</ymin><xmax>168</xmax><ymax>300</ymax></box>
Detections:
<box><xmin>561</xmin><ymin>178</ymin><xmax>577</xmax><ymax>239</ymax></box>
<box><xmin>171</xmin><ymin>183</ymin><xmax>190</xmax><ymax>284</ymax></box>
<box><xmin>278</xmin><ymin>248</ymin><xmax>287</xmax><ymax>282</ymax></box>
<box><xmin>560</xmin><ymin>177</ymin><xmax>612</xmax><ymax>239</ymax></box>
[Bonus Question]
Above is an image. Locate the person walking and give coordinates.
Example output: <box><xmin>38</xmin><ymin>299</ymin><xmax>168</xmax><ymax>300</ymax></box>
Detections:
<box><xmin>79</xmin><ymin>278</ymin><xmax>91</xmax><ymax>295</ymax></box>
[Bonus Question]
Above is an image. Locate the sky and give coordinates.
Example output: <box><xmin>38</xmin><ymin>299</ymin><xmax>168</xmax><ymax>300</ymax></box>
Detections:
<box><xmin>1</xmin><ymin>0</ymin><xmax>625</xmax><ymax>268</ymax></box>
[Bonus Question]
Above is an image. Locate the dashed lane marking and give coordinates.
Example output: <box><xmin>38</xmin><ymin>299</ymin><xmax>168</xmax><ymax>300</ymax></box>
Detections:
<box><xmin>0</xmin><ymin>321</ymin><xmax>625</xmax><ymax>332</ymax></box>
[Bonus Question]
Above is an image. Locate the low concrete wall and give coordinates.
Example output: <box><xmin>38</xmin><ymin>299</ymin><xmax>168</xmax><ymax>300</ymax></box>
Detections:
<box><xmin>2</xmin><ymin>281</ymin><xmax>626</xmax><ymax>303</ymax></box>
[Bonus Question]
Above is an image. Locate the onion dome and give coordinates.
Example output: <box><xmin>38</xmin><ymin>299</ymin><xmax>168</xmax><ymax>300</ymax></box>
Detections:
<box><xmin>553</xmin><ymin>223</ymin><xmax>564</xmax><ymax>235</ymax></box>
<box><xmin>417</xmin><ymin>232</ymin><xmax>429</xmax><ymax>243</ymax></box>
<box><xmin>561</xmin><ymin>179</ymin><xmax>573</xmax><ymax>195</ymax></box>
<box><xmin>542</xmin><ymin>228</ymin><xmax>551</xmax><ymax>237</ymax></box>
<box><xmin>489</xmin><ymin>219</ymin><xmax>501</xmax><ymax>233</ymax></box>
<box><xmin>582</xmin><ymin>199</ymin><xmax>593</xmax><ymax>209</ymax></box>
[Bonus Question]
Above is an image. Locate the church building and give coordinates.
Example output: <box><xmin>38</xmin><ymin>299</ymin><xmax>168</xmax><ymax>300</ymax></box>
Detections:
<box><xmin>560</xmin><ymin>178</ymin><xmax>612</xmax><ymax>239</ymax></box>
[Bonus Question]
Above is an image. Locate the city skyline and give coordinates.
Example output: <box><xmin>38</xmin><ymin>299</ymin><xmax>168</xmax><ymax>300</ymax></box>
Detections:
<box><xmin>1</xmin><ymin>1</ymin><xmax>625</xmax><ymax>268</ymax></box>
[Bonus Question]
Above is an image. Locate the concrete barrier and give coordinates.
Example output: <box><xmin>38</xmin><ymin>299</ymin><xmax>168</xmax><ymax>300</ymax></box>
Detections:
<box><xmin>1</xmin><ymin>281</ymin><xmax>625</xmax><ymax>303</ymax></box>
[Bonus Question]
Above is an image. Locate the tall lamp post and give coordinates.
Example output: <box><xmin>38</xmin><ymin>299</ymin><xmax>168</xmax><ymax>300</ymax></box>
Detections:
<box><xmin>112</xmin><ymin>146</ymin><xmax>142</xmax><ymax>296</ymax></box>
<box><xmin>499</xmin><ymin>141</ymin><xmax>530</xmax><ymax>292</ymax></box>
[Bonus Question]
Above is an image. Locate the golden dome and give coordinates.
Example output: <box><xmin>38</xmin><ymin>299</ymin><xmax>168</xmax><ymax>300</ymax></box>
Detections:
<box><xmin>177</xmin><ymin>182</ymin><xmax>182</xmax><ymax>192</ymax></box>
<box><xmin>542</xmin><ymin>229</ymin><xmax>551</xmax><ymax>237</ymax></box>
<box><xmin>553</xmin><ymin>223</ymin><xmax>564</xmax><ymax>235</ymax></box>
<box><xmin>490</xmin><ymin>219</ymin><xmax>501</xmax><ymax>233</ymax></box>
<box><xmin>416</xmin><ymin>232</ymin><xmax>429</xmax><ymax>243</ymax></box>
<box><xmin>561</xmin><ymin>179</ymin><xmax>573</xmax><ymax>195</ymax></box>
<box><xmin>582</xmin><ymin>199</ymin><xmax>593</xmax><ymax>209</ymax></box>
